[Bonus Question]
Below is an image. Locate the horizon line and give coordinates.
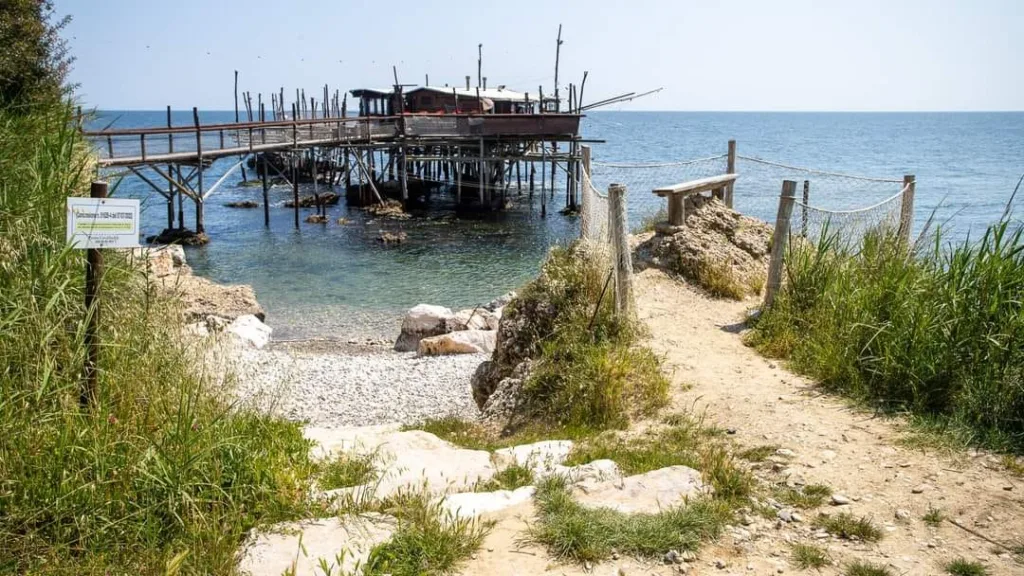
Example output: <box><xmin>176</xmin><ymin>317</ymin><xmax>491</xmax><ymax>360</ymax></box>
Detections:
<box><xmin>91</xmin><ymin>108</ymin><xmax>1024</xmax><ymax>114</ymax></box>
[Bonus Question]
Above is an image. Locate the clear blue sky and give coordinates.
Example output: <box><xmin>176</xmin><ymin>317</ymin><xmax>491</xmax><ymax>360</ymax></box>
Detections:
<box><xmin>60</xmin><ymin>0</ymin><xmax>1023</xmax><ymax>111</ymax></box>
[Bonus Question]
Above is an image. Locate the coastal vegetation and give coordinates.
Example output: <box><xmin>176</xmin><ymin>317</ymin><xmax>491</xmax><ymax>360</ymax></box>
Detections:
<box><xmin>749</xmin><ymin>213</ymin><xmax>1024</xmax><ymax>453</ymax></box>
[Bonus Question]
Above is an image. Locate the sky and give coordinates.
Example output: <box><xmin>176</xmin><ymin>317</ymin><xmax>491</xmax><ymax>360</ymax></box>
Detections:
<box><xmin>60</xmin><ymin>0</ymin><xmax>1023</xmax><ymax>112</ymax></box>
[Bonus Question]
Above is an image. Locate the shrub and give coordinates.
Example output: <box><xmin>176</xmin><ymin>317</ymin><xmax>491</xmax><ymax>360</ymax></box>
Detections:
<box><xmin>513</xmin><ymin>244</ymin><xmax>669</xmax><ymax>430</ymax></box>
<box><xmin>749</xmin><ymin>216</ymin><xmax>1024</xmax><ymax>451</ymax></box>
<box><xmin>813</xmin><ymin>512</ymin><xmax>883</xmax><ymax>542</ymax></box>
<box><xmin>790</xmin><ymin>543</ymin><xmax>831</xmax><ymax>569</ymax></box>
<box><xmin>0</xmin><ymin>0</ymin><xmax>73</xmax><ymax>104</ymax></box>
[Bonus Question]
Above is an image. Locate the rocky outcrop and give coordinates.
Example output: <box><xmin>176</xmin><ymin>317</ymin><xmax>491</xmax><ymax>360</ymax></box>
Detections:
<box><xmin>141</xmin><ymin>244</ymin><xmax>266</xmax><ymax>323</ymax></box>
<box><xmin>574</xmin><ymin>465</ymin><xmax>709</xmax><ymax>514</ymax></box>
<box><xmin>633</xmin><ymin>196</ymin><xmax>772</xmax><ymax>297</ymax></box>
<box><xmin>417</xmin><ymin>329</ymin><xmax>495</xmax><ymax>356</ymax></box>
<box><xmin>145</xmin><ymin>228</ymin><xmax>209</xmax><ymax>246</ymax></box>
<box><xmin>394</xmin><ymin>304</ymin><xmax>454</xmax><ymax>351</ymax></box>
<box><xmin>226</xmin><ymin>314</ymin><xmax>272</xmax><ymax>349</ymax></box>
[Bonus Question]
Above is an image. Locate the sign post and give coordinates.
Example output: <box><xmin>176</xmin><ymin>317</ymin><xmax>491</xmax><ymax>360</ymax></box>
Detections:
<box><xmin>67</xmin><ymin>182</ymin><xmax>140</xmax><ymax>408</ymax></box>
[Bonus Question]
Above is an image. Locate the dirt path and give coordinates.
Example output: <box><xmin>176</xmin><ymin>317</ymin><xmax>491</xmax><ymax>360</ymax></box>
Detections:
<box><xmin>634</xmin><ymin>268</ymin><xmax>1023</xmax><ymax>575</ymax></box>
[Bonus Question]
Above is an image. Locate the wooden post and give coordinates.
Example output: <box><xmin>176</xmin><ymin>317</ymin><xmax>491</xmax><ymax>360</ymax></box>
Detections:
<box><xmin>165</xmin><ymin>106</ymin><xmax>175</xmax><ymax>230</ymax></box>
<box><xmin>456</xmin><ymin>148</ymin><xmax>462</xmax><ymax>204</ymax></box>
<box><xmin>478</xmin><ymin>138</ymin><xmax>486</xmax><ymax>205</ymax></box>
<box><xmin>82</xmin><ymin>181</ymin><xmax>107</xmax><ymax>408</ymax></box>
<box><xmin>801</xmin><ymin>180</ymin><xmax>809</xmax><ymax>238</ymax></box>
<box><xmin>261</xmin><ymin>105</ymin><xmax>270</xmax><ymax>227</ymax></box>
<box><xmin>529</xmin><ymin>162</ymin><xmax>535</xmax><ymax>199</ymax></box>
<box><xmin>609</xmin><ymin>183</ymin><xmax>634</xmax><ymax>316</ymax></box>
<box><xmin>192</xmin><ymin>107</ymin><xmax>205</xmax><ymax>234</ymax></box>
<box><xmin>725</xmin><ymin>139</ymin><xmax>737</xmax><ymax>208</ymax></box>
<box><xmin>899</xmin><ymin>175</ymin><xmax>915</xmax><ymax>245</ymax></box>
<box><xmin>292</xmin><ymin>105</ymin><xmax>299</xmax><ymax>229</ymax></box>
<box><xmin>515</xmin><ymin>159</ymin><xmax>522</xmax><ymax>194</ymax></box>
<box><xmin>553</xmin><ymin>24</ymin><xmax>562</xmax><ymax>112</ymax></box>
<box><xmin>540</xmin><ymin>144</ymin><xmax>547</xmax><ymax>217</ymax></box>
<box><xmin>765</xmin><ymin>180</ymin><xmax>797</xmax><ymax>309</ymax></box>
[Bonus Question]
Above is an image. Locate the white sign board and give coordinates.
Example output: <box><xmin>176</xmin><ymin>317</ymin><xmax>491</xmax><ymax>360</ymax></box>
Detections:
<box><xmin>66</xmin><ymin>197</ymin><xmax>140</xmax><ymax>249</ymax></box>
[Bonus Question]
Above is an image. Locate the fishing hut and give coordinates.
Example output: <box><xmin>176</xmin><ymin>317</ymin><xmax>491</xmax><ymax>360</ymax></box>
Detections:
<box><xmin>79</xmin><ymin>29</ymin><xmax>656</xmax><ymax>243</ymax></box>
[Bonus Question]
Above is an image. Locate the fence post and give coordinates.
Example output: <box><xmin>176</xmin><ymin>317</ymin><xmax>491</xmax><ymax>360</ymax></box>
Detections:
<box><xmin>801</xmin><ymin>180</ymin><xmax>810</xmax><ymax>237</ymax></box>
<box><xmin>899</xmin><ymin>174</ymin><xmax>915</xmax><ymax>245</ymax></box>
<box><xmin>82</xmin><ymin>181</ymin><xmax>107</xmax><ymax>409</ymax></box>
<box><xmin>764</xmin><ymin>180</ymin><xmax>797</xmax><ymax>309</ymax></box>
<box><xmin>725</xmin><ymin>139</ymin><xmax>737</xmax><ymax>208</ymax></box>
<box><xmin>608</xmin><ymin>183</ymin><xmax>634</xmax><ymax>316</ymax></box>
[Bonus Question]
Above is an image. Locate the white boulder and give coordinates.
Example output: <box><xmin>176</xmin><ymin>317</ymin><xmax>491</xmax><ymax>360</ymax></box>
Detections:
<box><xmin>394</xmin><ymin>304</ymin><xmax>454</xmax><ymax>352</ymax></box>
<box><xmin>493</xmin><ymin>440</ymin><xmax>574</xmax><ymax>474</ymax></box>
<box><xmin>439</xmin><ymin>486</ymin><xmax>536</xmax><ymax>519</ymax></box>
<box><xmin>227</xmin><ymin>314</ymin><xmax>272</xmax><ymax>349</ymax></box>
<box><xmin>574</xmin><ymin>465</ymin><xmax>708</xmax><ymax>514</ymax></box>
<box><xmin>450</xmin><ymin>308</ymin><xmax>500</xmax><ymax>331</ymax></box>
<box><xmin>236</xmin><ymin>514</ymin><xmax>395</xmax><ymax>576</ymax></box>
<box><xmin>417</xmin><ymin>330</ymin><xmax>496</xmax><ymax>356</ymax></box>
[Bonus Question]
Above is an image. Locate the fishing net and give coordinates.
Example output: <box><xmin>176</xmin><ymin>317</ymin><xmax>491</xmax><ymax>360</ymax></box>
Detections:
<box><xmin>795</xmin><ymin>187</ymin><xmax>907</xmax><ymax>247</ymax></box>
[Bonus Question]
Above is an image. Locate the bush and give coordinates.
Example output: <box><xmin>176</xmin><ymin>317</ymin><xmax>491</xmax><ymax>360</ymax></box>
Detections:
<box><xmin>512</xmin><ymin>244</ymin><xmax>669</xmax><ymax>430</ymax></box>
<box><xmin>0</xmin><ymin>102</ymin><xmax>322</xmax><ymax>573</ymax></box>
<box><xmin>749</xmin><ymin>219</ymin><xmax>1024</xmax><ymax>452</ymax></box>
<box><xmin>0</xmin><ymin>0</ymin><xmax>73</xmax><ymax>104</ymax></box>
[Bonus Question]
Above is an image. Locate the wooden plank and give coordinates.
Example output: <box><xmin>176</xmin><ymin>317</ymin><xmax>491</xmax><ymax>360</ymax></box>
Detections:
<box><xmin>653</xmin><ymin>174</ymin><xmax>737</xmax><ymax>197</ymax></box>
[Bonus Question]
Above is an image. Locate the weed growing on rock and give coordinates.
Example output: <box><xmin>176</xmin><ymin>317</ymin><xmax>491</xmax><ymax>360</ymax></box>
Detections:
<box><xmin>813</xmin><ymin>512</ymin><xmax>883</xmax><ymax>542</ymax></box>
<box><xmin>944</xmin><ymin>558</ymin><xmax>989</xmax><ymax>576</ymax></box>
<box><xmin>473</xmin><ymin>463</ymin><xmax>534</xmax><ymax>492</ymax></box>
<box><xmin>790</xmin><ymin>543</ymin><xmax>832</xmax><ymax>569</ymax></box>
<box><xmin>528</xmin><ymin>475</ymin><xmax>728</xmax><ymax>563</ymax></box>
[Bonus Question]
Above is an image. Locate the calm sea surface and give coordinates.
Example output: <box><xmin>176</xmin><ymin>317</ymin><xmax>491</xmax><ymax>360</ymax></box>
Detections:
<box><xmin>91</xmin><ymin>111</ymin><xmax>1024</xmax><ymax>339</ymax></box>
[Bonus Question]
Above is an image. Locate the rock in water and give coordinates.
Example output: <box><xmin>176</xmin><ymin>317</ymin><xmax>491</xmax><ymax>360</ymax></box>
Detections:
<box><xmin>236</xmin><ymin>514</ymin><xmax>395</xmax><ymax>576</ymax></box>
<box><xmin>225</xmin><ymin>200</ymin><xmax>259</xmax><ymax>208</ymax></box>
<box><xmin>417</xmin><ymin>330</ymin><xmax>496</xmax><ymax>356</ymax></box>
<box><xmin>227</xmin><ymin>315</ymin><xmax>272</xmax><ymax>349</ymax></box>
<box><xmin>394</xmin><ymin>304</ymin><xmax>454</xmax><ymax>352</ymax></box>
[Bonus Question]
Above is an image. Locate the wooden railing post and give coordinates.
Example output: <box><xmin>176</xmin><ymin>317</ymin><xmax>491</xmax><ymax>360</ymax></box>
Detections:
<box><xmin>192</xmin><ymin>107</ymin><xmax>205</xmax><ymax>233</ymax></box>
<box><xmin>609</xmin><ymin>183</ymin><xmax>634</xmax><ymax>316</ymax></box>
<box><xmin>82</xmin><ymin>181</ymin><xmax>107</xmax><ymax>409</ymax></box>
<box><xmin>899</xmin><ymin>174</ymin><xmax>915</xmax><ymax>245</ymax></box>
<box><xmin>725</xmin><ymin>139</ymin><xmax>737</xmax><ymax>208</ymax></box>
<box><xmin>801</xmin><ymin>180</ymin><xmax>810</xmax><ymax>238</ymax></box>
<box><xmin>764</xmin><ymin>180</ymin><xmax>797</xmax><ymax>309</ymax></box>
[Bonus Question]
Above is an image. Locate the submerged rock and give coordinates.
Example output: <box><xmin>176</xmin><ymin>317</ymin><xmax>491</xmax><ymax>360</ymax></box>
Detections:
<box><xmin>394</xmin><ymin>304</ymin><xmax>454</xmax><ymax>352</ymax></box>
<box><xmin>417</xmin><ymin>329</ymin><xmax>495</xmax><ymax>356</ymax></box>
<box><xmin>305</xmin><ymin>214</ymin><xmax>329</xmax><ymax>224</ymax></box>
<box><xmin>146</xmin><ymin>227</ymin><xmax>209</xmax><ymax>246</ymax></box>
<box><xmin>225</xmin><ymin>200</ymin><xmax>259</xmax><ymax>208</ymax></box>
<box><xmin>284</xmin><ymin>192</ymin><xmax>340</xmax><ymax>208</ymax></box>
<box><xmin>376</xmin><ymin>230</ymin><xmax>407</xmax><ymax>244</ymax></box>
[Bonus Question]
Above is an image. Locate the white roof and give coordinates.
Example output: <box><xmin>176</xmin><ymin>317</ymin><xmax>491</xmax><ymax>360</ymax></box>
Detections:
<box><xmin>409</xmin><ymin>85</ymin><xmax>530</xmax><ymax>102</ymax></box>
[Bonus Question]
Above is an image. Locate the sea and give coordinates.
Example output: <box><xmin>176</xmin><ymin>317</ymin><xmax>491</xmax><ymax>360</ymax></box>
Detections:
<box><xmin>91</xmin><ymin>111</ymin><xmax>1024</xmax><ymax>340</ymax></box>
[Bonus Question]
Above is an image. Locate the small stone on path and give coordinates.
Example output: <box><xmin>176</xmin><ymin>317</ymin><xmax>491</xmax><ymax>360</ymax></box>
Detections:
<box><xmin>831</xmin><ymin>494</ymin><xmax>851</xmax><ymax>505</ymax></box>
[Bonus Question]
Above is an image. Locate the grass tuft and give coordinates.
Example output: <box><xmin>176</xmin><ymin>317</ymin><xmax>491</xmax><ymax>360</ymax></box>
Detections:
<box><xmin>363</xmin><ymin>490</ymin><xmax>492</xmax><ymax>576</ymax></box>
<box><xmin>474</xmin><ymin>463</ymin><xmax>534</xmax><ymax>492</ymax></box>
<box><xmin>790</xmin><ymin>543</ymin><xmax>831</xmax><ymax>569</ymax></box>
<box><xmin>317</xmin><ymin>453</ymin><xmax>377</xmax><ymax>490</ymax></box>
<box><xmin>528</xmin><ymin>476</ymin><xmax>729</xmax><ymax>563</ymax></box>
<box><xmin>944</xmin><ymin>558</ymin><xmax>989</xmax><ymax>576</ymax></box>
<box><xmin>923</xmin><ymin>506</ymin><xmax>946</xmax><ymax>527</ymax></box>
<box><xmin>738</xmin><ymin>444</ymin><xmax>779</xmax><ymax>462</ymax></box>
<box><xmin>775</xmin><ymin>484</ymin><xmax>832</xmax><ymax>509</ymax></box>
<box><xmin>845</xmin><ymin>560</ymin><xmax>895</xmax><ymax>576</ymax></box>
<box><xmin>695</xmin><ymin>256</ymin><xmax>749</xmax><ymax>300</ymax></box>
<box><xmin>813</xmin><ymin>512</ymin><xmax>883</xmax><ymax>542</ymax></box>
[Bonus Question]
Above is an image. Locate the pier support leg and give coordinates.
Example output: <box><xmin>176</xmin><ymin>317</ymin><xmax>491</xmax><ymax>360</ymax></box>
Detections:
<box><xmin>292</xmin><ymin>151</ymin><xmax>300</xmax><ymax>229</ymax></box>
<box><xmin>261</xmin><ymin>154</ymin><xmax>270</xmax><ymax>227</ymax></box>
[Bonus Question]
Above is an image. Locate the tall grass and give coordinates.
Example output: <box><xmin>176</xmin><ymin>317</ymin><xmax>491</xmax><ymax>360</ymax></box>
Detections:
<box><xmin>0</xmin><ymin>102</ymin><xmax>322</xmax><ymax>573</ymax></box>
<box><xmin>749</xmin><ymin>211</ymin><xmax>1024</xmax><ymax>452</ymax></box>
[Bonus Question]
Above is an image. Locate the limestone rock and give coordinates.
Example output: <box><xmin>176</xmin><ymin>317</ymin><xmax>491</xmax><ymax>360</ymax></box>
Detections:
<box><xmin>493</xmin><ymin>440</ymin><xmax>574</xmax><ymax>473</ymax></box>
<box><xmin>633</xmin><ymin>196</ymin><xmax>772</xmax><ymax>298</ymax></box>
<box><xmin>159</xmin><ymin>274</ymin><xmax>266</xmax><ymax>322</ymax></box>
<box><xmin>227</xmin><ymin>314</ymin><xmax>272</xmax><ymax>349</ymax></box>
<box><xmin>574</xmin><ymin>465</ymin><xmax>708</xmax><ymax>514</ymax></box>
<box><xmin>552</xmin><ymin>459</ymin><xmax>621</xmax><ymax>486</ymax></box>
<box><xmin>138</xmin><ymin>244</ymin><xmax>189</xmax><ymax>278</ymax></box>
<box><xmin>449</xmin><ymin>308</ymin><xmax>500</xmax><ymax>331</ymax></box>
<box><xmin>439</xmin><ymin>486</ymin><xmax>535</xmax><ymax>519</ymax></box>
<box><xmin>417</xmin><ymin>330</ymin><xmax>496</xmax><ymax>356</ymax></box>
<box><xmin>479</xmin><ymin>359</ymin><xmax>534</xmax><ymax>420</ymax></box>
<box><xmin>394</xmin><ymin>304</ymin><xmax>454</xmax><ymax>352</ymax></box>
<box><xmin>305</xmin><ymin>426</ymin><xmax>495</xmax><ymax>499</ymax></box>
<box><xmin>485</xmin><ymin>291</ymin><xmax>517</xmax><ymax>311</ymax></box>
<box><xmin>236</xmin><ymin>513</ymin><xmax>395</xmax><ymax>576</ymax></box>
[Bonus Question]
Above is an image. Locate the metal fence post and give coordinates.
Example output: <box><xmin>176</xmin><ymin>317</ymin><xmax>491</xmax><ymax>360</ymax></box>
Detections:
<box><xmin>764</xmin><ymin>180</ymin><xmax>797</xmax><ymax>309</ymax></box>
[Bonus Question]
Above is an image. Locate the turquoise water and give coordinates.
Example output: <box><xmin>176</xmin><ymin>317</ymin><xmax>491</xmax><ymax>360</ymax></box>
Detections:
<box><xmin>93</xmin><ymin>111</ymin><xmax>1024</xmax><ymax>338</ymax></box>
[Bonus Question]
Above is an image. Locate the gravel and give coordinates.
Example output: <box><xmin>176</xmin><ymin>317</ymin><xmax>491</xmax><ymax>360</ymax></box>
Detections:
<box><xmin>228</xmin><ymin>343</ymin><xmax>484</xmax><ymax>427</ymax></box>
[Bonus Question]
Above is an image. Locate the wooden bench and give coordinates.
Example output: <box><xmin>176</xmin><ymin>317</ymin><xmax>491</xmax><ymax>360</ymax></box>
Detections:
<box><xmin>653</xmin><ymin>173</ymin><xmax>738</xmax><ymax>226</ymax></box>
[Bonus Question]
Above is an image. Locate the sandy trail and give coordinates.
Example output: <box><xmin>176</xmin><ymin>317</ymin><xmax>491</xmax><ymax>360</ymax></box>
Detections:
<box><xmin>459</xmin><ymin>269</ymin><xmax>1022</xmax><ymax>576</ymax></box>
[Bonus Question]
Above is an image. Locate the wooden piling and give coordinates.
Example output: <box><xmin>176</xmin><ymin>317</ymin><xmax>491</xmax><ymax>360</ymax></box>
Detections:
<box><xmin>192</xmin><ymin>107</ymin><xmax>205</xmax><ymax>233</ymax></box>
<box><xmin>725</xmin><ymin>139</ymin><xmax>737</xmax><ymax>208</ymax></box>
<box><xmin>165</xmin><ymin>106</ymin><xmax>175</xmax><ymax>230</ymax></box>
<box><xmin>82</xmin><ymin>181</ymin><xmax>106</xmax><ymax>409</ymax></box>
